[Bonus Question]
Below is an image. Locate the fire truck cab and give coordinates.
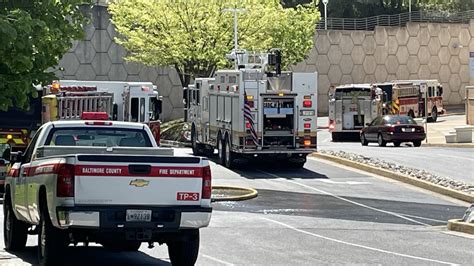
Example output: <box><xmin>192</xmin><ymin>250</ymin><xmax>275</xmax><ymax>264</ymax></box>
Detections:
<box><xmin>187</xmin><ymin>50</ymin><xmax>318</xmax><ymax>168</ymax></box>
<box><xmin>375</xmin><ymin>81</ymin><xmax>420</xmax><ymax>118</ymax></box>
<box><xmin>393</xmin><ymin>80</ymin><xmax>444</xmax><ymax>122</ymax></box>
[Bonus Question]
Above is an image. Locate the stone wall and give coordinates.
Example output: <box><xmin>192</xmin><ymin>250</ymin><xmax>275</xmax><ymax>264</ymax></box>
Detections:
<box><xmin>55</xmin><ymin>5</ymin><xmax>474</xmax><ymax>119</ymax></box>
<box><xmin>54</xmin><ymin>5</ymin><xmax>183</xmax><ymax>121</ymax></box>
<box><xmin>293</xmin><ymin>20</ymin><xmax>474</xmax><ymax>114</ymax></box>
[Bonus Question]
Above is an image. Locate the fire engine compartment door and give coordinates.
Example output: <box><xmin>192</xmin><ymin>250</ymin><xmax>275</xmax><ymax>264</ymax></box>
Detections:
<box><xmin>342</xmin><ymin>98</ymin><xmax>366</xmax><ymax>130</ymax></box>
<box><xmin>261</xmin><ymin>95</ymin><xmax>296</xmax><ymax>147</ymax></box>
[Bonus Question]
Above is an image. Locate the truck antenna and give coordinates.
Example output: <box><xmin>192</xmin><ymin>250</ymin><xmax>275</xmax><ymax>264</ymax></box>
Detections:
<box><xmin>222</xmin><ymin>8</ymin><xmax>246</xmax><ymax>70</ymax></box>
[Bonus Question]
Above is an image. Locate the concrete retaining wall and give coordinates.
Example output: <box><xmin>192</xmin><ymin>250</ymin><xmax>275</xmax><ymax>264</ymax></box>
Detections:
<box><xmin>293</xmin><ymin>20</ymin><xmax>474</xmax><ymax>114</ymax></box>
<box><xmin>54</xmin><ymin>5</ymin><xmax>474</xmax><ymax>119</ymax></box>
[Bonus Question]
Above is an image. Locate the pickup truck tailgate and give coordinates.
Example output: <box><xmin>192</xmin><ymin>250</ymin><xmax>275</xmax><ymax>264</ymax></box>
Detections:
<box><xmin>73</xmin><ymin>155</ymin><xmax>207</xmax><ymax>206</ymax></box>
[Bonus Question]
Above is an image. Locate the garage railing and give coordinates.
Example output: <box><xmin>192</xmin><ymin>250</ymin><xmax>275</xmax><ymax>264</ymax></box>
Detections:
<box><xmin>317</xmin><ymin>10</ymin><xmax>474</xmax><ymax>31</ymax></box>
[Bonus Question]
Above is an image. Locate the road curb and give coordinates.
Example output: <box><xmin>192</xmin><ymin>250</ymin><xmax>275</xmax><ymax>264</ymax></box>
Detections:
<box><xmin>447</xmin><ymin>219</ymin><xmax>474</xmax><ymax>234</ymax></box>
<box><xmin>212</xmin><ymin>186</ymin><xmax>258</xmax><ymax>202</ymax></box>
<box><xmin>421</xmin><ymin>143</ymin><xmax>474</xmax><ymax>148</ymax></box>
<box><xmin>441</xmin><ymin>112</ymin><xmax>465</xmax><ymax>117</ymax></box>
<box><xmin>310</xmin><ymin>153</ymin><xmax>474</xmax><ymax>203</ymax></box>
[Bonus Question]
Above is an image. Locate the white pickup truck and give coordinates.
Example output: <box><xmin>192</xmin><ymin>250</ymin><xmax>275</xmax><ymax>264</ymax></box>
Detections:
<box><xmin>3</xmin><ymin>118</ymin><xmax>212</xmax><ymax>265</ymax></box>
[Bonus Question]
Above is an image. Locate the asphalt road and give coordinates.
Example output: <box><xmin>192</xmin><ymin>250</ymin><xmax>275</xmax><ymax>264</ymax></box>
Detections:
<box><xmin>0</xmin><ymin>148</ymin><xmax>472</xmax><ymax>265</ymax></box>
<box><xmin>317</xmin><ymin>116</ymin><xmax>474</xmax><ymax>185</ymax></box>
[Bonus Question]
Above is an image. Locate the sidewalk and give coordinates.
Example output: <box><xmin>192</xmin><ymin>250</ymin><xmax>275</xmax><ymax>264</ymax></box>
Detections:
<box><xmin>422</xmin><ymin>105</ymin><xmax>474</xmax><ymax>147</ymax></box>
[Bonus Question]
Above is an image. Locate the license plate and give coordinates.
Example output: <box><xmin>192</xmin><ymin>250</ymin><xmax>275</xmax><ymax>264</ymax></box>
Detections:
<box><xmin>402</xmin><ymin>128</ymin><xmax>415</xmax><ymax>132</ymax></box>
<box><xmin>126</xmin><ymin>210</ymin><xmax>152</xmax><ymax>222</ymax></box>
<box><xmin>300</xmin><ymin>110</ymin><xmax>315</xmax><ymax>116</ymax></box>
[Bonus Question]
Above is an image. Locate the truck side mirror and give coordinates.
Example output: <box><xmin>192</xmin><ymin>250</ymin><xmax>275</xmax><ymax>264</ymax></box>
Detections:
<box><xmin>112</xmin><ymin>103</ymin><xmax>118</xmax><ymax>121</ymax></box>
<box><xmin>10</xmin><ymin>151</ymin><xmax>23</xmax><ymax>164</ymax></box>
<box><xmin>157</xmin><ymin>98</ymin><xmax>162</xmax><ymax>115</ymax></box>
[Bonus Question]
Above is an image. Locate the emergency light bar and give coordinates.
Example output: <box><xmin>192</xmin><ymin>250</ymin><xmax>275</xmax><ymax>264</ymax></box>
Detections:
<box><xmin>81</xmin><ymin>112</ymin><xmax>109</xmax><ymax>120</ymax></box>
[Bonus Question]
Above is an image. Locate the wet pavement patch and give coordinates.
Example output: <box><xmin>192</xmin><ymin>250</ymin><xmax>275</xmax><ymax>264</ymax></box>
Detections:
<box><xmin>213</xmin><ymin>189</ymin><xmax>466</xmax><ymax>226</ymax></box>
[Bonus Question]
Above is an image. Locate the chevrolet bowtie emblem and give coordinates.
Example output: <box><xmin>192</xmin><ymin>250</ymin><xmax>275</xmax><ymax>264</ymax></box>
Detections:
<box><xmin>129</xmin><ymin>179</ymin><xmax>149</xmax><ymax>187</ymax></box>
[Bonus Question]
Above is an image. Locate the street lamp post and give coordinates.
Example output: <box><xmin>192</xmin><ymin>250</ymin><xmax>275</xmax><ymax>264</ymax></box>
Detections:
<box><xmin>222</xmin><ymin>8</ymin><xmax>246</xmax><ymax>69</ymax></box>
<box><xmin>322</xmin><ymin>0</ymin><xmax>328</xmax><ymax>30</ymax></box>
<box><xmin>409</xmin><ymin>0</ymin><xmax>412</xmax><ymax>21</ymax></box>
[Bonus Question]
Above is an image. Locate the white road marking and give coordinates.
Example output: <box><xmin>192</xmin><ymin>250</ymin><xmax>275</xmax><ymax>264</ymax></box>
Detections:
<box><xmin>441</xmin><ymin>154</ymin><xmax>474</xmax><ymax>162</ymax></box>
<box><xmin>202</xmin><ymin>254</ymin><xmax>234</xmax><ymax>265</ymax></box>
<box><xmin>395</xmin><ymin>213</ymin><xmax>446</xmax><ymax>223</ymax></box>
<box><xmin>262</xmin><ymin>217</ymin><xmax>457</xmax><ymax>265</ymax></box>
<box><xmin>317</xmin><ymin>179</ymin><xmax>370</xmax><ymax>185</ymax></box>
<box><xmin>257</xmin><ymin>170</ymin><xmax>430</xmax><ymax>226</ymax></box>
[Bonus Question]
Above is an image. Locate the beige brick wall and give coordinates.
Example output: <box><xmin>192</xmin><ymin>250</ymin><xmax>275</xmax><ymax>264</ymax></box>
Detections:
<box><xmin>293</xmin><ymin>20</ymin><xmax>474</xmax><ymax>115</ymax></box>
<box><xmin>55</xmin><ymin>5</ymin><xmax>473</xmax><ymax>119</ymax></box>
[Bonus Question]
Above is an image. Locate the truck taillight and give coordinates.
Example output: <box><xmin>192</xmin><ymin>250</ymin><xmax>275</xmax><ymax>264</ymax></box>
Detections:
<box><xmin>8</xmin><ymin>168</ymin><xmax>19</xmax><ymax>177</ymax></box>
<box><xmin>329</xmin><ymin>120</ymin><xmax>335</xmax><ymax>130</ymax></box>
<box><xmin>202</xmin><ymin>165</ymin><xmax>212</xmax><ymax>199</ymax></box>
<box><xmin>56</xmin><ymin>164</ymin><xmax>75</xmax><ymax>197</ymax></box>
<box><xmin>304</xmin><ymin>123</ymin><xmax>311</xmax><ymax>129</ymax></box>
<box><xmin>245</xmin><ymin>122</ymin><xmax>251</xmax><ymax>129</ymax></box>
<box><xmin>303</xmin><ymin>100</ymin><xmax>312</xmax><ymax>108</ymax></box>
<box><xmin>304</xmin><ymin>139</ymin><xmax>311</xmax><ymax>146</ymax></box>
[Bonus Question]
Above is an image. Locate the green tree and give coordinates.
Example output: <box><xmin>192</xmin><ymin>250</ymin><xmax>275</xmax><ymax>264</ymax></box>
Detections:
<box><xmin>109</xmin><ymin>0</ymin><xmax>320</xmax><ymax>87</ymax></box>
<box><xmin>0</xmin><ymin>0</ymin><xmax>91</xmax><ymax>111</ymax></box>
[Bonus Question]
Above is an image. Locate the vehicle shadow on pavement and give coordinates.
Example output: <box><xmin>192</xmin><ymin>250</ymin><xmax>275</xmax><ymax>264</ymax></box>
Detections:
<box><xmin>213</xmin><ymin>189</ymin><xmax>467</xmax><ymax>226</ymax></box>
<box><xmin>7</xmin><ymin>246</ymin><xmax>170</xmax><ymax>266</ymax></box>
<box><xmin>6</xmin><ymin>247</ymin><xmax>37</xmax><ymax>265</ymax></box>
<box><xmin>203</xmin><ymin>153</ymin><xmax>330</xmax><ymax>180</ymax></box>
<box><xmin>235</xmin><ymin>165</ymin><xmax>329</xmax><ymax>180</ymax></box>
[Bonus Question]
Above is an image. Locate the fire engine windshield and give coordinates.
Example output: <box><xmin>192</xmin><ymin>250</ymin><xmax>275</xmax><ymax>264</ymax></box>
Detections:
<box><xmin>44</xmin><ymin>128</ymin><xmax>152</xmax><ymax>147</ymax></box>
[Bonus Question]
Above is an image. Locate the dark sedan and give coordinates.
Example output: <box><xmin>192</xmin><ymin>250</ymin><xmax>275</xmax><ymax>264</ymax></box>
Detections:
<box><xmin>360</xmin><ymin>115</ymin><xmax>426</xmax><ymax>147</ymax></box>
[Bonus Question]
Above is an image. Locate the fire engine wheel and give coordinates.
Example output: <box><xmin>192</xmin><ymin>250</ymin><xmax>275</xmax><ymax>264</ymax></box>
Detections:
<box><xmin>377</xmin><ymin>134</ymin><xmax>387</xmax><ymax>147</ymax></box>
<box><xmin>38</xmin><ymin>202</ymin><xmax>68</xmax><ymax>266</ymax></box>
<box><xmin>288</xmin><ymin>161</ymin><xmax>306</xmax><ymax>169</ymax></box>
<box><xmin>167</xmin><ymin>230</ymin><xmax>200</xmax><ymax>266</ymax></box>
<box><xmin>3</xmin><ymin>191</ymin><xmax>28</xmax><ymax>251</ymax></box>
<box><xmin>224</xmin><ymin>136</ymin><xmax>236</xmax><ymax>169</ymax></box>
<box><xmin>217</xmin><ymin>134</ymin><xmax>225</xmax><ymax>165</ymax></box>
<box><xmin>360</xmin><ymin>134</ymin><xmax>369</xmax><ymax>146</ymax></box>
<box><xmin>431</xmin><ymin>107</ymin><xmax>438</xmax><ymax>122</ymax></box>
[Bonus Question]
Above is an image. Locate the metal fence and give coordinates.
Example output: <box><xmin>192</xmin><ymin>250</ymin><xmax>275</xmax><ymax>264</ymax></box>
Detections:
<box><xmin>317</xmin><ymin>10</ymin><xmax>474</xmax><ymax>31</ymax></box>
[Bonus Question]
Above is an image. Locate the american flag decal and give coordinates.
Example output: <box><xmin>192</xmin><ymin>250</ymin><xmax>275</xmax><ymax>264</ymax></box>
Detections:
<box><xmin>244</xmin><ymin>90</ymin><xmax>258</xmax><ymax>145</ymax></box>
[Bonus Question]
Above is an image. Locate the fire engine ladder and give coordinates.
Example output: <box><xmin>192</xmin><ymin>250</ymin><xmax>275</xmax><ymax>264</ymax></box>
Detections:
<box><xmin>57</xmin><ymin>92</ymin><xmax>114</xmax><ymax>120</ymax></box>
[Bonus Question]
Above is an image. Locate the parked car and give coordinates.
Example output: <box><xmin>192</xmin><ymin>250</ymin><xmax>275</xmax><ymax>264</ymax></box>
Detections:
<box><xmin>360</xmin><ymin>115</ymin><xmax>426</xmax><ymax>147</ymax></box>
